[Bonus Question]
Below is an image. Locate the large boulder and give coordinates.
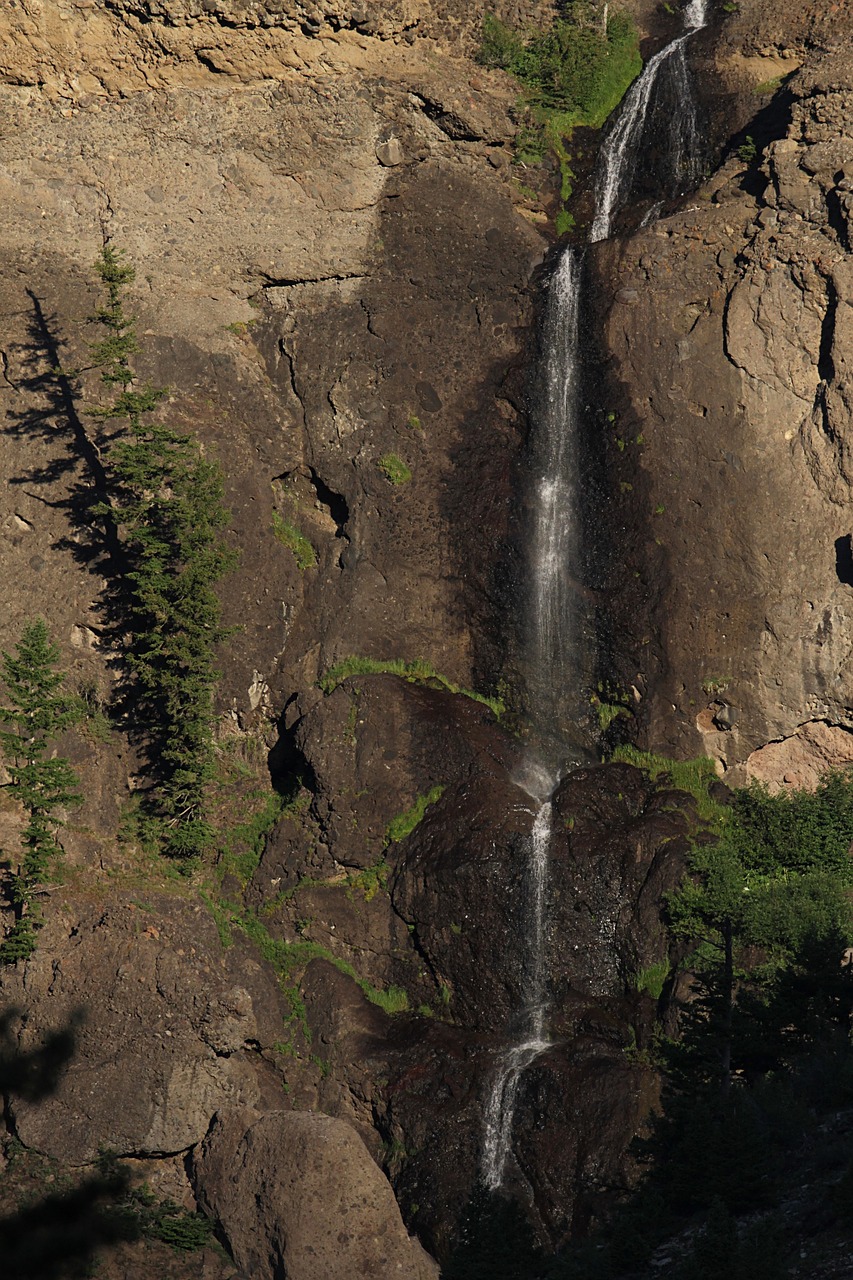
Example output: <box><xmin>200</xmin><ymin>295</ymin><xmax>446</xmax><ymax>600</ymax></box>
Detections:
<box><xmin>193</xmin><ymin>1106</ymin><xmax>439</xmax><ymax>1280</ymax></box>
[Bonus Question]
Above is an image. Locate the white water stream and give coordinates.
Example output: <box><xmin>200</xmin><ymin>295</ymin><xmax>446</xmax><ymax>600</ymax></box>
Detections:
<box><xmin>480</xmin><ymin>0</ymin><xmax>709</xmax><ymax>1191</ymax></box>
<box><xmin>591</xmin><ymin>0</ymin><xmax>708</xmax><ymax>242</ymax></box>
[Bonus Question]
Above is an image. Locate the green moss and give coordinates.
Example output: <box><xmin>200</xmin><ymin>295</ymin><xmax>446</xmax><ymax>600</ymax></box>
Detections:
<box><xmin>318</xmin><ymin>656</ymin><xmax>504</xmax><ymax>717</ymax></box>
<box><xmin>364</xmin><ymin>984</ymin><xmax>410</xmax><ymax>1014</ymax></box>
<box><xmin>555</xmin><ymin>207</ymin><xmax>575</xmax><ymax>236</ymax></box>
<box><xmin>377</xmin><ymin>453</ymin><xmax>412</xmax><ymax>485</ymax></box>
<box><xmin>386</xmin><ymin>786</ymin><xmax>445</xmax><ymax>845</ymax></box>
<box><xmin>610</xmin><ymin>745</ymin><xmax>724</xmax><ymax>824</ymax></box>
<box><xmin>635</xmin><ymin>958</ymin><xmax>670</xmax><ymax>1000</ymax></box>
<box><xmin>347</xmin><ymin>858</ymin><xmax>390</xmax><ymax>902</ymax></box>
<box><xmin>272</xmin><ymin>510</ymin><xmax>316</xmax><ymax>570</ymax></box>
<box><xmin>218</xmin><ymin>790</ymin><xmax>286</xmax><ymax>886</ymax></box>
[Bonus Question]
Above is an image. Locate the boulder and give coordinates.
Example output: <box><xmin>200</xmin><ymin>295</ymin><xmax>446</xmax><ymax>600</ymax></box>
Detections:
<box><xmin>193</xmin><ymin>1106</ymin><xmax>439</xmax><ymax>1280</ymax></box>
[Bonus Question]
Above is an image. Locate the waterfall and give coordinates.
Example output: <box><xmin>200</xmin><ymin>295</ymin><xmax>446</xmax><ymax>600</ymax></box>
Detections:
<box><xmin>528</xmin><ymin>249</ymin><xmax>583</xmax><ymax>740</ymax></box>
<box><xmin>482</xmin><ymin>801</ymin><xmax>553</xmax><ymax>1190</ymax></box>
<box><xmin>480</xmin><ymin>0</ymin><xmax>709</xmax><ymax>1193</ymax></box>
<box><xmin>591</xmin><ymin>0</ymin><xmax>708</xmax><ymax>243</ymax></box>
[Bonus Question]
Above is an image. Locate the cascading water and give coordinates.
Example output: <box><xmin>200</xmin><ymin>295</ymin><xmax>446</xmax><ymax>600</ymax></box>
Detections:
<box><xmin>591</xmin><ymin>0</ymin><xmax>708</xmax><ymax>243</ymax></box>
<box><xmin>528</xmin><ymin>249</ymin><xmax>584</xmax><ymax>745</ymax></box>
<box><xmin>480</xmin><ymin>0</ymin><xmax>709</xmax><ymax>1192</ymax></box>
<box><xmin>481</xmin><ymin>801</ymin><xmax>552</xmax><ymax>1190</ymax></box>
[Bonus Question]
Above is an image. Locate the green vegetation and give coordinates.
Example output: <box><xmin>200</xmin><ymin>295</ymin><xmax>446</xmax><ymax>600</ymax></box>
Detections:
<box><xmin>319</xmin><ymin>656</ymin><xmax>504</xmax><ymax>717</ymax></box>
<box><xmin>89</xmin><ymin>245</ymin><xmax>236</xmax><ymax>863</ymax></box>
<box><xmin>0</xmin><ymin>620</ymin><xmax>81</xmax><ymax>963</ymax></box>
<box><xmin>546</xmin><ymin>765</ymin><xmax>853</xmax><ymax>1280</ymax></box>
<box><xmin>591</xmin><ymin>682</ymin><xmax>632</xmax><ymax>732</ymax></box>
<box><xmin>635</xmin><ymin>958</ymin><xmax>670</xmax><ymax>1000</ymax></box>
<box><xmin>218</xmin><ymin>788</ymin><xmax>288</xmax><ymax>886</ymax></box>
<box><xmin>478</xmin><ymin>3</ymin><xmax>641</xmax><ymax>228</ymax></box>
<box><xmin>272</xmin><ymin>510</ymin><xmax>316</xmax><ymax>570</ymax></box>
<box><xmin>385</xmin><ymin>786</ymin><xmax>445</xmax><ymax>845</ymax></box>
<box><xmin>478</xmin><ymin>4</ymin><xmax>640</xmax><ymax>125</ymax></box>
<box><xmin>377</xmin><ymin>453</ymin><xmax>412</xmax><ymax>486</ymax></box>
<box><xmin>119</xmin><ymin>1181</ymin><xmax>214</xmax><ymax>1253</ymax></box>
<box><xmin>347</xmin><ymin>858</ymin><xmax>390</xmax><ymax>902</ymax></box>
<box><xmin>737</xmin><ymin>134</ymin><xmax>758</xmax><ymax>162</ymax></box>
<box><xmin>207</xmin><ymin>901</ymin><xmax>410</xmax><ymax>1033</ymax></box>
<box><xmin>610</xmin><ymin>745</ymin><xmax>724</xmax><ymax>823</ymax></box>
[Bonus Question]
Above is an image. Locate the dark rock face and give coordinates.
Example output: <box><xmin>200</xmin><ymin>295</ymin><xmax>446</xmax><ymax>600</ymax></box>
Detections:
<box><xmin>371</xmin><ymin>762</ymin><xmax>691</xmax><ymax>1250</ymax></box>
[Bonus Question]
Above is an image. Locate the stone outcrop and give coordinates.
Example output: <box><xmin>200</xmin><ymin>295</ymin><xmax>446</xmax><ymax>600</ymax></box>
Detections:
<box><xmin>594</xmin><ymin>29</ymin><xmax>853</xmax><ymax>786</ymax></box>
<box><xmin>193</xmin><ymin>1106</ymin><xmax>439</xmax><ymax>1280</ymax></box>
<box><xmin>3</xmin><ymin>893</ymin><xmax>293</xmax><ymax>1164</ymax></box>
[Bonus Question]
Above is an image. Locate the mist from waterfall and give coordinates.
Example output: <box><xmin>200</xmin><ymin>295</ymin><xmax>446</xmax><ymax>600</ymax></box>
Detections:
<box><xmin>480</xmin><ymin>0</ymin><xmax>710</xmax><ymax>1192</ymax></box>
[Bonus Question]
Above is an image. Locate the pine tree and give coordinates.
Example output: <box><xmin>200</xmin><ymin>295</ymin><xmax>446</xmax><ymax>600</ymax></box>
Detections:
<box><xmin>89</xmin><ymin>246</ymin><xmax>235</xmax><ymax>860</ymax></box>
<box><xmin>0</xmin><ymin>619</ymin><xmax>80</xmax><ymax>963</ymax></box>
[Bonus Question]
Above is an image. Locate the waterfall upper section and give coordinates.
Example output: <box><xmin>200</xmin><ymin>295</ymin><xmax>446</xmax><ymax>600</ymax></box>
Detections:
<box><xmin>524</xmin><ymin>249</ymin><xmax>587</xmax><ymax>767</ymax></box>
<box><xmin>591</xmin><ymin>0</ymin><xmax>709</xmax><ymax>243</ymax></box>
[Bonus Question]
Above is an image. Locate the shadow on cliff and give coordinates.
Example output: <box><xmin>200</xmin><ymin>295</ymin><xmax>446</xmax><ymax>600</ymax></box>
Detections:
<box><xmin>5</xmin><ymin>289</ymin><xmax>122</xmax><ymax>567</ymax></box>
<box><xmin>2</xmin><ymin>289</ymin><xmax>182</xmax><ymax>795</ymax></box>
<box><xmin>0</xmin><ymin>1006</ymin><xmax>145</xmax><ymax>1279</ymax></box>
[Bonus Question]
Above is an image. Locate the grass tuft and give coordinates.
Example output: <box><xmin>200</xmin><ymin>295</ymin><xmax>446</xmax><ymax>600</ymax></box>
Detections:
<box><xmin>318</xmin><ymin>655</ymin><xmax>504</xmax><ymax>717</ymax></box>
<box><xmin>386</xmin><ymin>786</ymin><xmax>445</xmax><ymax>845</ymax></box>
<box><xmin>377</xmin><ymin>453</ymin><xmax>412</xmax><ymax>485</ymax></box>
<box><xmin>272</xmin><ymin>511</ymin><xmax>316</xmax><ymax>570</ymax></box>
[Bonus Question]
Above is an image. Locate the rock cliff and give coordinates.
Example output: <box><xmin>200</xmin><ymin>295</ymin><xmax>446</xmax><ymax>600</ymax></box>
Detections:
<box><xmin>0</xmin><ymin>1</ymin><xmax>852</xmax><ymax>1277</ymax></box>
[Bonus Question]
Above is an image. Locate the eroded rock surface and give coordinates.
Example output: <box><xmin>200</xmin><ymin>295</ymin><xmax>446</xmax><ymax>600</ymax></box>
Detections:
<box><xmin>595</xmin><ymin>30</ymin><xmax>853</xmax><ymax>784</ymax></box>
<box><xmin>193</xmin><ymin>1105</ymin><xmax>439</xmax><ymax>1280</ymax></box>
<box><xmin>4</xmin><ymin>894</ymin><xmax>291</xmax><ymax>1163</ymax></box>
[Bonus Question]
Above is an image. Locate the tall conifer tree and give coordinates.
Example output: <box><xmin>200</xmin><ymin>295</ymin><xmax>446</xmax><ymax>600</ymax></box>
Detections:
<box><xmin>90</xmin><ymin>245</ymin><xmax>235</xmax><ymax>860</ymax></box>
<box><xmin>0</xmin><ymin>619</ymin><xmax>80</xmax><ymax>962</ymax></box>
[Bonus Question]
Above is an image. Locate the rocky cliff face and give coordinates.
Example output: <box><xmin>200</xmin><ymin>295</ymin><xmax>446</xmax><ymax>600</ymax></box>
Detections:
<box><xmin>595</xmin><ymin>20</ymin><xmax>853</xmax><ymax>789</ymax></box>
<box><xmin>1</xmin><ymin>1</ymin><xmax>852</xmax><ymax>1277</ymax></box>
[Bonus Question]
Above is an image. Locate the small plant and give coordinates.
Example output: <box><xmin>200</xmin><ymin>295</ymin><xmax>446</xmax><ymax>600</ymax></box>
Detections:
<box><xmin>555</xmin><ymin>207</ymin><xmax>575</xmax><ymax>235</ymax></box>
<box><xmin>407</xmin><ymin>413</ymin><xmax>422</xmax><ymax>432</ymax></box>
<box><xmin>364</xmin><ymin>984</ymin><xmax>410</xmax><ymax>1015</ymax></box>
<box><xmin>386</xmin><ymin>786</ymin><xmax>445</xmax><ymax>845</ymax></box>
<box><xmin>272</xmin><ymin>511</ymin><xmax>316</xmax><ymax>570</ymax></box>
<box><xmin>635</xmin><ymin>958</ymin><xmax>670</xmax><ymax>1000</ymax></box>
<box><xmin>591</xmin><ymin>682</ymin><xmax>631</xmax><ymax>732</ymax></box>
<box><xmin>702</xmin><ymin>676</ymin><xmax>730</xmax><ymax>697</ymax></box>
<box><xmin>737</xmin><ymin>134</ymin><xmax>758</xmax><ymax>162</ymax></box>
<box><xmin>224</xmin><ymin>319</ymin><xmax>257</xmax><ymax>336</ymax></box>
<box><xmin>76</xmin><ymin>679</ymin><xmax>113</xmax><ymax>743</ymax></box>
<box><xmin>377</xmin><ymin>453</ymin><xmax>412</xmax><ymax>486</ymax></box>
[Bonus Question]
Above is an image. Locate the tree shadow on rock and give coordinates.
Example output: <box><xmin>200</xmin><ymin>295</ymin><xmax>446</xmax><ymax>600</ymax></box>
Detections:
<box><xmin>0</xmin><ymin>1006</ymin><xmax>145</xmax><ymax>1279</ymax></box>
